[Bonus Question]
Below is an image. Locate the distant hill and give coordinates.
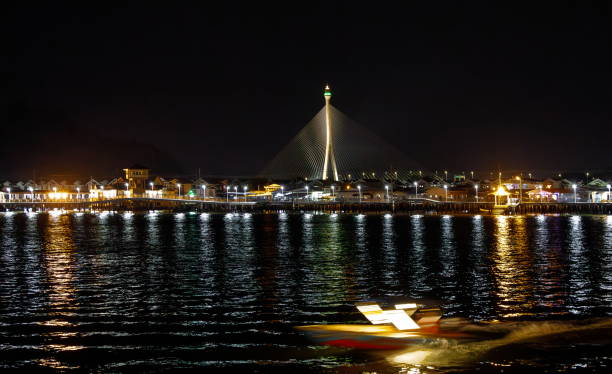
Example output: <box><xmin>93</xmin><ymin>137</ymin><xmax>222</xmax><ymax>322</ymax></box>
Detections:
<box><xmin>1</xmin><ymin>101</ymin><xmax>183</xmax><ymax>179</ymax></box>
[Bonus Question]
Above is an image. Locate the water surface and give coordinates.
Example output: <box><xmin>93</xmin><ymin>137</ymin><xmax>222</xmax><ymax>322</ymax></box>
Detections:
<box><xmin>1</xmin><ymin>212</ymin><xmax>611</xmax><ymax>372</ymax></box>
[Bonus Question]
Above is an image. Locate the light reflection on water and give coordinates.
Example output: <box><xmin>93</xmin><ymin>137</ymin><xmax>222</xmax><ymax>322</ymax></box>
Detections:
<box><xmin>492</xmin><ymin>216</ymin><xmax>536</xmax><ymax>318</ymax></box>
<box><xmin>0</xmin><ymin>212</ymin><xmax>611</xmax><ymax>373</ymax></box>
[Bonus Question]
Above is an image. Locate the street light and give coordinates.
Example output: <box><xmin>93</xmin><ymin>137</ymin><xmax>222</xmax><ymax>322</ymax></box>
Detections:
<box><xmin>470</xmin><ymin>171</ymin><xmax>474</xmax><ymax>179</ymax></box>
<box><xmin>150</xmin><ymin>181</ymin><xmax>154</xmax><ymax>190</ymax></box>
<box><xmin>29</xmin><ymin>186</ymin><xmax>34</xmax><ymax>202</ymax></box>
<box><xmin>202</xmin><ymin>184</ymin><xmax>206</xmax><ymax>198</ymax></box>
<box><xmin>243</xmin><ymin>185</ymin><xmax>247</xmax><ymax>202</ymax></box>
<box><xmin>357</xmin><ymin>185</ymin><xmax>362</xmax><ymax>203</ymax></box>
<box><xmin>125</xmin><ymin>182</ymin><xmax>129</xmax><ymax>197</ymax></box>
<box><xmin>515</xmin><ymin>176</ymin><xmax>522</xmax><ymax>204</ymax></box>
<box><xmin>76</xmin><ymin>187</ymin><xmax>80</xmax><ymax>201</ymax></box>
<box><xmin>385</xmin><ymin>185</ymin><xmax>389</xmax><ymax>202</ymax></box>
<box><xmin>572</xmin><ymin>184</ymin><xmax>577</xmax><ymax>203</ymax></box>
<box><xmin>281</xmin><ymin>185</ymin><xmax>284</xmax><ymax>199</ymax></box>
<box><xmin>331</xmin><ymin>185</ymin><xmax>335</xmax><ymax>200</ymax></box>
<box><xmin>444</xmin><ymin>184</ymin><xmax>448</xmax><ymax>202</ymax></box>
<box><xmin>305</xmin><ymin>186</ymin><xmax>309</xmax><ymax>200</ymax></box>
<box><xmin>607</xmin><ymin>184</ymin><xmax>611</xmax><ymax>202</ymax></box>
<box><xmin>444</xmin><ymin>170</ymin><xmax>448</xmax><ymax>181</ymax></box>
<box><xmin>234</xmin><ymin>185</ymin><xmax>238</xmax><ymax>200</ymax></box>
<box><xmin>413</xmin><ymin>181</ymin><xmax>418</xmax><ymax>199</ymax></box>
<box><xmin>177</xmin><ymin>183</ymin><xmax>181</xmax><ymax>197</ymax></box>
<box><xmin>226</xmin><ymin>185</ymin><xmax>230</xmax><ymax>203</ymax></box>
<box><xmin>475</xmin><ymin>185</ymin><xmax>479</xmax><ymax>203</ymax></box>
<box><xmin>6</xmin><ymin>187</ymin><xmax>10</xmax><ymax>202</ymax></box>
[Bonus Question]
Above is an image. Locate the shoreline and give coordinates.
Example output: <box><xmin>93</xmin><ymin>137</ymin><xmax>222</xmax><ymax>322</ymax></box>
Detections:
<box><xmin>1</xmin><ymin>209</ymin><xmax>611</xmax><ymax>218</ymax></box>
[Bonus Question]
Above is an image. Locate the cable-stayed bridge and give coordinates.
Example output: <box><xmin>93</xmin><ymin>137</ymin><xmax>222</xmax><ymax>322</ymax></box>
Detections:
<box><xmin>260</xmin><ymin>86</ymin><xmax>423</xmax><ymax>181</ymax></box>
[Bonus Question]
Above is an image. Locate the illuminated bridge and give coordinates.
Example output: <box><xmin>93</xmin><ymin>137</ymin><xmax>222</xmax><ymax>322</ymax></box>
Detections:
<box><xmin>260</xmin><ymin>85</ymin><xmax>423</xmax><ymax>181</ymax></box>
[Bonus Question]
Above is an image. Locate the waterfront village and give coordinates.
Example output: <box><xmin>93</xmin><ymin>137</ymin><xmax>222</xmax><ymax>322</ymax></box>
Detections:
<box><xmin>1</xmin><ymin>165</ymin><xmax>611</xmax><ymax>205</ymax></box>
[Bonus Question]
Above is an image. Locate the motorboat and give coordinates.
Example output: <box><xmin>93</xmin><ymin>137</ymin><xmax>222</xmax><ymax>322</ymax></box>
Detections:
<box><xmin>296</xmin><ymin>299</ymin><xmax>497</xmax><ymax>350</ymax></box>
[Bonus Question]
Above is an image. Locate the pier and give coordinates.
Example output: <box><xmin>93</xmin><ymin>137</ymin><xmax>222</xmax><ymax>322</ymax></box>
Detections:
<box><xmin>2</xmin><ymin>197</ymin><xmax>611</xmax><ymax>214</ymax></box>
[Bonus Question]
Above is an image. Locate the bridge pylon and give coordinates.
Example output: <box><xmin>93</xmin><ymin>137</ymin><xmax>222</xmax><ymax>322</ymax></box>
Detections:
<box><xmin>322</xmin><ymin>84</ymin><xmax>339</xmax><ymax>181</ymax></box>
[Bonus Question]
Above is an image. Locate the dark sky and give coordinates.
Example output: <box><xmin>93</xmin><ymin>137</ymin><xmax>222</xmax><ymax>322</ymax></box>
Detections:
<box><xmin>3</xmin><ymin>2</ymin><xmax>611</xmax><ymax>179</ymax></box>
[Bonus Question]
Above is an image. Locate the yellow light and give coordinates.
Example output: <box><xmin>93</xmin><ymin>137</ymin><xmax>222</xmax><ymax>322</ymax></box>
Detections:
<box><xmin>494</xmin><ymin>185</ymin><xmax>510</xmax><ymax>196</ymax></box>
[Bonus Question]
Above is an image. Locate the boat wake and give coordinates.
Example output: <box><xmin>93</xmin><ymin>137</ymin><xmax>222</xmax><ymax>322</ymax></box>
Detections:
<box><xmin>385</xmin><ymin>318</ymin><xmax>612</xmax><ymax>369</ymax></box>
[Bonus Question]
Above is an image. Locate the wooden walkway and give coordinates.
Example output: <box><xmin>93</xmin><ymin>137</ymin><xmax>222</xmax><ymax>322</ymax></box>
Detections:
<box><xmin>1</xmin><ymin>197</ymin><xmax>611</xmax><ymax>214</ymax></box>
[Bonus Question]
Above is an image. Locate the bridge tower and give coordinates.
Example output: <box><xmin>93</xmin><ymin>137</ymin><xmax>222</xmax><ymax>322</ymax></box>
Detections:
<box><xmin>322</xmin><ymin>85</ymin><xmax>339</xmax><ymax>181</ymax></box>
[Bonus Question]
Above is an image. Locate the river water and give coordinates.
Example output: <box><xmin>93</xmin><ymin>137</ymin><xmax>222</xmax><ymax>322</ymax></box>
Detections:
<box><xmin>0</xmin><ymin>211</ymin><xmax>611</xmax><ymax>373</ymax></box>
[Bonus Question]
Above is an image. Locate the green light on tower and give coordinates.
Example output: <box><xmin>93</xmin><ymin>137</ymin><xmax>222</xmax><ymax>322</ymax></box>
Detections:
<box><xmin>324</xmin><ymin>84</ymin><xmax>332</xmax><ymax>97</ymax></box>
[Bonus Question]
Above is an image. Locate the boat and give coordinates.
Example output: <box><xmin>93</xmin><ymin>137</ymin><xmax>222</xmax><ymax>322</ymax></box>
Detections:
<box><xmin>296</xmin><ymin>299</ymin><xmax>497</xmax><ymax>350</ymax></box>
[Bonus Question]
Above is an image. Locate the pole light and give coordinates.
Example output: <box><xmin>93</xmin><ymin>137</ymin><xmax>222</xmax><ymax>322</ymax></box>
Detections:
<box><xmin>305</xmin><ymin>186</ymin><xmax>309</xmax><ymax>200</ymax></box>
<box><xmin>607</xmin><ymin>184</ymin><xmax>611</xmax><ymax>202</ymax></box>
<box><xmin>515</xmin><ymin>176</ymin><xmax>522</xmax><ymax>203</ymax></box>
<box><xmin>385</xmin><ymin>185</ymin><xmax>389</xmax><ymax>202</ymax></box>
<box><xmin>413</xmin><ymin>181</ymin><xmax>418</xmax><ymax>199</ymax></box>
<box><xmin>7</xmin><ymin>187</ymin><xmax>10</xmax><ymax>202</ymax></box>
<box><xmin>76</xmin><ymin>187</ymin><xmax>80</xmax><ymax>201</ymax></box>
<box><xmin>227</xmin><ymin>185</ymin><xmax>230</xmax><ymax>203</ymax></box>
<box><xmin>470</xmin><ymin>171</ymin><xmax>474</xmax><ymax>179</ymax></box>
<box><xmin>444</xmin><ymin>170</ymin><xmax>448</xmax><ymax>181</ymax></box>
<box><xmin>202</xmin><ymin>184</ymin><xmax>206</xmax><ymax>198</ymax></box>
<box><xmin>150</xmin><ymin>181</ymin><xmax>154</xmax><ymax>190</ymax></box>
<box><xmin>444</xmin><ymin>184</ymin><xmax>448</xmax><ymax>202</ymax></box>
<box><xmin>281</xmin><ymin>185</ymin><xmax>284</xmax><ymax>199</ymax></box>
<box><xmin>475</xmin><ymin>185</ymin><xmax>479</xmax><ymax>203</ymax></box>
<box><xmin>28</xmin><ymin>186</ymin><xmax>33</xmax><ymax>202</ymax></box>
<box><xmin>243</xmin><ymin>185</ymin><xmax>247</xmax><ymax>202</ymax></box>
<box><xmin>357</xmin><ymin>185</ymin><xmax>362</xmax><ymax>203</ymax></box>
<box><xmin>234</xmin><ymin>186</ymin><xmax>237</xmax><ymax>200</ymax></box>
<box><xmin>331</xmin><ymin>185</ymin><xmax>335</xmax><ymax>200</ymax></box>
<box><xmin>572</xmin><ymin>184</ymin><xmax>577</xmax><ymax>203</ymax></box>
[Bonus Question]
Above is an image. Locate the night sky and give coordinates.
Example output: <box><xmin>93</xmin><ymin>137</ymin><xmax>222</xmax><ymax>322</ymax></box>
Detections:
<box><xmin>4</xmin><ymin>2</ymin><xmax>610</xmax><ymax>179</ymax></box>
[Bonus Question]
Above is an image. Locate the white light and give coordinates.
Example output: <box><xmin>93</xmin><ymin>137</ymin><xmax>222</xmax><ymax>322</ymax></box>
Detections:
<box><xmin>395</xmin><ymin>303</ymin><xmax>418</xmax><ymax>310</ymax></box>
<box><xmin>382</xmin><ymin>310</ymin><xmax>420</xmax><ymax>330</ymax></box>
